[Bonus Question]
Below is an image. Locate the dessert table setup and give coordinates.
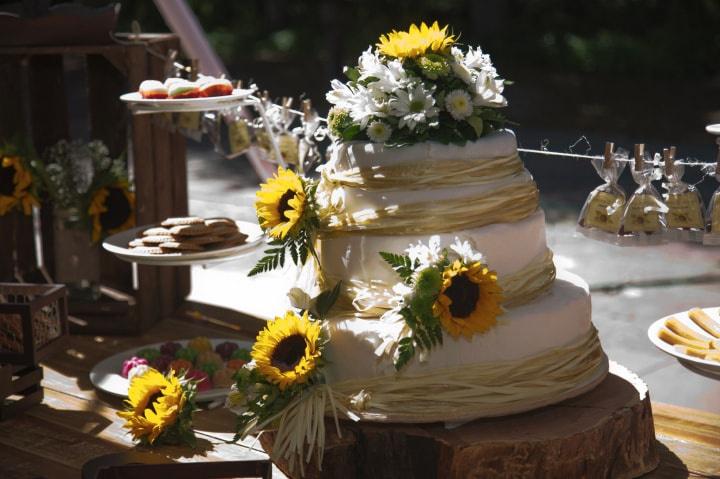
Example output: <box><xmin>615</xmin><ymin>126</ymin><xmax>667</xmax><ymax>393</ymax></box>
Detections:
<box><xmin>2</xmin><ymin>16</ymin><xmax>720</xmax><ymax>479</ymax></box>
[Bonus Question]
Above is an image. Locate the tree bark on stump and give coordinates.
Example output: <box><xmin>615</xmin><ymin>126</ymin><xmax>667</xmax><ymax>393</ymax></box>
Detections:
<box><xmin>260</xmin><ymin>362</ymin><xmax>659</xmax><ymax>479</ymax></box>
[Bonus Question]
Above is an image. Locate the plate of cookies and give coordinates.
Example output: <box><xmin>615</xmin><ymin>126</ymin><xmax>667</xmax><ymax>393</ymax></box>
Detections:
<box><xmin>648</xmin><ymin>307</ymin><xmax>720</xmax><ymax>377</ymax></box>
<box><xmin>103</xmin><ymin>216</ymin><xmax>264</xmax><ymax>266</ymax></box>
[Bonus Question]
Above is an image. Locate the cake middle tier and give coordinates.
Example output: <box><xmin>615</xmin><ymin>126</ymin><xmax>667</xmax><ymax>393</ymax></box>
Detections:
<box><xmin>319</xmin><ymin>208</ymin><xmax>550</xmax><ymax>288</ymax></box>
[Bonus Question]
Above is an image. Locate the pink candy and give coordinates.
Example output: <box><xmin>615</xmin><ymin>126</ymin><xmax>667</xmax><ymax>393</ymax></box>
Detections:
<box><xmin>121</xmin><ymin>356</ymin><xmax>149</xmax><ymax>378</ymax></box>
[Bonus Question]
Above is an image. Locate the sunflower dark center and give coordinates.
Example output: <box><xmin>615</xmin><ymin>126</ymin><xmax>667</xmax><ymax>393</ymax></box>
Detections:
<box><xmin>0</xmin><ymin>165</ymin><xmax>15</xmax><ymax>196</ymax></box>
<box><xmin>271</xmin><ymin>334</ymin><xmax>307</xmax><ymax>372</ymax></box>
<box><xmin>99</xmin><ymin>187</ymin><xmax>132</xmax><ymax>230</ymax></box>
<box><xmin>145</xmin><ymin>390</ymin><xmax>163</xmax><ymax>414</ymax></box>
<box><xmin>446</xmin><ymin>274</ymin><xmax>480</xmax><ymax>318</ymax></box>
<box><xmin>277</xmin><ymin>189</ymin><xmax>297</xmax><ymax>221</ymax></box>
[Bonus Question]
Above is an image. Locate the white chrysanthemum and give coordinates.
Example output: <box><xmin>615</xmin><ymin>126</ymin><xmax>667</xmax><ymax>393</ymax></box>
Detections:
<box><xmin>326</xmin><ymin>79</ymin><xmax>355</xmax><ymax>110</ymax></box>
<box><xmin>390</xmin><ymin>83</ymin><xmax>439</xmax><ymax>131</ymax></box>
<box><xmin>406</xmin><ymin>235</ymin><xmax>442</xmax><ymax>268</ymax></box>
<box><xmin>444</xmin><ymin>89</ymin><xmax>473</xmax><ymax>120</ymax></box>
<box><xmin>366</xmin><ymin>121</ymin><xmax>392</xmax><ymax>143</ymax></box>
<box><xmin>472</xmin><ymin>71</ymin><xmax>507</xmax><ymax>108</ymax></box>
<box><xmin>349</xmin><ymin>85</ymin><xmax>388</xmax><ymax>128</ymax></box>
<box><xmin>464</xmin><ymin>46</ymin><xmax>495</xmax><ymax>73</ymax></box>
<box><xmin>449</xmin><ymin>237</ymin><xmax>486</xmax><ymax>263</ymax></box>
<box><xmin>358</xmin><ymin>48</ymin><xmax>408</xmax><ymax>93</ymax></box>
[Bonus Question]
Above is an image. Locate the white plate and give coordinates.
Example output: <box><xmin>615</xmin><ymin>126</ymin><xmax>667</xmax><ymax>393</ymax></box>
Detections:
<box><xmin>89</xmin><ymin>337</ymin><xmax>252</xmax><ymax>402</ymax></box>
<box><xmin>120</xmin><ymin>89</ymin><xmax>254</xmax><ymax>112</ymax></box>
<box><xmin>647</xmin><ymin>307</ymin><xmax>720</xmax><ymax>377</ymax></box>
<box><xmin>103</xmin><ymin>220</ymin><xmax>264</xmax><ymax>266</ymax></box>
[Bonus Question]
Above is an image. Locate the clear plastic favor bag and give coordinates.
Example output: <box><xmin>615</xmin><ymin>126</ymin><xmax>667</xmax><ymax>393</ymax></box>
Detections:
<box><xmin>577</xmin><ymin>142</ymin><xmax>627</xmax><ymax>242</ymax></box>
<box><xmin>662</xmin><ymin>147</ymin><xmax>705</xmax><ymax>242</ymax></box>
<box><xmin>619</xmin><ymin>144</ymin><xmax>667</xmax><ymax>245</ymax></box>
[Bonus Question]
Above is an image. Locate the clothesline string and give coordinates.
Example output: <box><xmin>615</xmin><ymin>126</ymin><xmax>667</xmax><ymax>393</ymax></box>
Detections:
<box><xmin>517</xmin><ymin>148</ymin><xmax>717</xmax><ymax>168</ymax></box>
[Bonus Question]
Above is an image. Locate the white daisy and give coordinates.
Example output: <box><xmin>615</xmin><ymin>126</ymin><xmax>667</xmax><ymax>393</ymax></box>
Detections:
<box><xmin>444</xmin><ymin>89</ymin><xmax>473</xmax><ymax>120</ymax></box>
<box><xmin>405</xmin><ymin>235</ymin><xmax>442</xmax><ymax>268</ymax></box>
<box><xmin>449</xmin><ymin>237</ymin><xmax>486</xmax><ymax>263</ymax></box>
<box><xmin>390</xmin><ymin>83</ymin><xmax>439</xmax><ymax>131</ymax></box>
<box><xmin>366</xmin><ymin>121</ymin><xmax>392</xmax><ymax>143</ymax></box>
<box><xmin>326</xmin><ymin>79</ymin><xmax>355</xmax><ymax>110</ymax></box>
<box><xmin>349</xmin><ymin>84</ymin><xmax>388</xmax><ymax>128</ymax></box>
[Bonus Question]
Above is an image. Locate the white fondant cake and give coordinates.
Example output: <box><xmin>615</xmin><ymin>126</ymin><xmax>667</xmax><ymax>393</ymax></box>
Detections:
<box><xmin>316</xmin><ymin>129</ymin><xmax>608</xmax><ymax>420</ymax></box>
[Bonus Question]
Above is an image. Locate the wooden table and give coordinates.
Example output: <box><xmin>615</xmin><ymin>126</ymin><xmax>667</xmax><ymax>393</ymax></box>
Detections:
<box><xmin>1</xmin><ymin>318</ymin><xmax>718</xmax><ymax>478</ymax></box>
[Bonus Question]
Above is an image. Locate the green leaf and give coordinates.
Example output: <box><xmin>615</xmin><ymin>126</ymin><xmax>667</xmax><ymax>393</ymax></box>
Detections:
<box><xmin>395</xmin><ymin>337</ymin><xmax>415</xmax><ymax>371</ymax></box>
<box><xmin>313</xmin><ymin>281</ymin><xmax>342</xmax><ymax>319</ymax></box>
<box><xmin>341</xmin><ymin>124</ymin><xmax>362</xmax><ymax>141</ymax></box>
<box><xmin>379</xmin><ymin>251</ymin><xmax>417</xmax><ymax>283</ymax></box>
<box><xmin>344</xmin><ymin>66</ymin><xmax>360</xmax><ymax>82</ymax></box>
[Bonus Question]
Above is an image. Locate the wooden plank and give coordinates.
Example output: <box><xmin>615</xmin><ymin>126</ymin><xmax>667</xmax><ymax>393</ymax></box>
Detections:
<box><xmin>0</xmin><ymin>442</ymin><xmax>79</xmax><ymax>479</ymax></box>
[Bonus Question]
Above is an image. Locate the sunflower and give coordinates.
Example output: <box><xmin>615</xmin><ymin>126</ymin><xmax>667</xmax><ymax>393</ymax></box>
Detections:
<box><xmin>117</xmin><ymin>368</ymin><xmax>186</xmax><ymax>444</ymax></box>
<box><xmin>88</xmin><ymin>181</ymin><xmax>135</xmax><ymax>242</ymax></box>
<box><xmin>433</xmin><ymin>260</ymin><xmax>503</xmax><ymax>339</ymax></box>
<box><xmin>0</xmin><ymin>155</ymin><xmax>39</xmax><ymax>216</ymax></box>
<box><xmin>377</xmin><ymin>21</ymin><xmax>455</xmax><ymax>59</ymax></box>
<box><xmin>252</xmin><ymin>310</ymin><xmax>322</xmax><ymax>390</ymax></box>
<box><xmin>255</xmin><ymin>167</ymin><xmax>306</xmax><ymax>240</ymax></box>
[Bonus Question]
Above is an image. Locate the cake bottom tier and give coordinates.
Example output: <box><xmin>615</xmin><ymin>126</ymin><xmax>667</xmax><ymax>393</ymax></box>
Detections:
<box><xmin>321</xmin><ymin>270</ymin><xmax>609</xmax><ymax>422</ymax></box>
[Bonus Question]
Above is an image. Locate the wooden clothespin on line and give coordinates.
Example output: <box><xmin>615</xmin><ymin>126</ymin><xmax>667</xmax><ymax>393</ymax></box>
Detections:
<box><xmin>634</xmin><ymin>143</ymin><xmax>645</xmax><ymax>172</ymax></box>
<box><xmin>663</xmin><ymin>146</ymin><xmax>677</xmax><ymax>175</ymax></box>
<box><xmin>302</xmin><ymin>99</ymin><xmax>314</xmax><ymax>122</ymax></box>
<box><xmin>189</xmin><ymin>59</ymin><xmax>199</xmax><ymax>81</ymax></box>
<box><xmin>602</xmin><ymin>141</ymin><xmax>615</xmax><ymax>169</ymax></box>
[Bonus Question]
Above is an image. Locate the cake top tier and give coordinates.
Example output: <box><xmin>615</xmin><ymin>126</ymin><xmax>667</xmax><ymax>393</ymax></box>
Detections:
<box><xmin>325</xmin><ymin>21</ymin><xmax>511</xmax><ymax>147</ymax></box>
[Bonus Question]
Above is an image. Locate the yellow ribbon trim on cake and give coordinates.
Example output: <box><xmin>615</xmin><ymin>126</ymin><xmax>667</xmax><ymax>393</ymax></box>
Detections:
<box><xmin>323</xmin><ymin>153</ymin><xmax>524</xmax><ymax>190</ymax></box>
<box><xmin>319</xmin><ymin>181</ymin><xmax>539</xmax><ymax>237</ymax></box>
<box><xmin>331</xmin><ymin>326</ymin><xmax>606</xmax><ymax>423</ymax></box>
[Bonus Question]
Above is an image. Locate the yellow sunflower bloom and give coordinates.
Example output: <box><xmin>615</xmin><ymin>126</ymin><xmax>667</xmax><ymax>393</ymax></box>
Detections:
<box><xmin>433</xmin><ymin>260</ymin><xmax>504</xmax><ymax>339</ymax></box>
<box><xmin>255</xmin><ymin>167</ymin><xmax>306</xmax><ymax>239</ymax></box>
<box><xmin>88</xmin><ymin>182</ymin><xmax>136</xmax><ymax>242</ymax></box>
<box><xmin>377</xmin><ymin>21</ymin><xmax>456</xmax><ymax>59</ymax></box>
<box><xmin>117</xmin><ymin>368</ymin><xmax>186</xmax><ymax>444</ymax></box>
<box><xmin>252</xmin><ymin>310</ymin><xmax>322</xmax><ymax>390</ymax></box>
<box><xmin>0</xmin><ymin>155</ymin><xmax>38</xmax><ymax>216</ymax></box>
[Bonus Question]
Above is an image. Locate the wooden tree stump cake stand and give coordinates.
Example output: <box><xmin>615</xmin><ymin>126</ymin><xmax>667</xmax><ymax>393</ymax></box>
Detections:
<box><xmin>260</xmin><ymin>362</ymin><xmax>660</xmax><ymax>478</ymax></box>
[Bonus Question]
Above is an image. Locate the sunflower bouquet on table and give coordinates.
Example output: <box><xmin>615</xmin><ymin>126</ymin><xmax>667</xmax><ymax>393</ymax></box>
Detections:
<box><xmin>42</xmin><ymin>140</ymin><xmax>135</xmax><ymax>242</ymax></box>
<box><xmin>225</xmin><ymin>286</ymin><xmax>348</xmax><ymax>475</ymax></box>
<box><xmin>118</xmin><ymin>368</ymin><xmax>198</xmax><ymax>447</ymax></box>
<box><xmin>0</xmin><ymin>139</ymin><xmax>41</xmax><ymax>217</ymax></box>
<box><xmin>379</xmin><ymin>236</ymin><xmax>504</xmax><ymax>370</ymax></box>
<box><xmin>326</xmin><ymin>21</ymin><xmax>512</xmax><ymax>146</ymax></box>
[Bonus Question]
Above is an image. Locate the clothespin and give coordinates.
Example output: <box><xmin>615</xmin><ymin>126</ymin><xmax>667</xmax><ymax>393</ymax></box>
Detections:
<box><xmin>236</xmin><ymin>79</ymin><xmax>243</xmax><ymax>90</ymax></box>
<box><xmin>189</xmin><ymin>59</ymin><xmax>199</xmax><ymax>81</ymax></box>
<box><xmin>302</xmin><ymin>99</ymin><xmax>313</xmax><ymax>122</ymax></box>
<box><xmin>634</xmin><ymin>144</ymin><xmax>645</xmax><ymax>172</ymax></box>
<box><xmin>603</xmin><ymin>141</ymin><xmax>614</xmax><ymax>169</ymax></box>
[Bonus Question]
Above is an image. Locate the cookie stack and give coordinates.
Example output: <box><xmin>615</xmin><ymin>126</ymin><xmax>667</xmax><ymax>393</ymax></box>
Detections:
<box><xmin>128</xmin><ymin>217</ymin><xmax>248</xmax><ymax>254</ymax></box>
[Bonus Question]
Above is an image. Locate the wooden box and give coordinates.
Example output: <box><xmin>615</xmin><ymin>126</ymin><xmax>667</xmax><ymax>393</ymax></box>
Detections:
<box><xmin>0</xmin><ymin>283</ymin><xmax>68</xmax><ymax>364</ymax></box>
<box><xmin>0</xmin><ymin>34</ymin><xmax>191</xmax><ymax>334</ymax></box>
<box><xmin>0</xmin><ymin>363</ymin><xmax>43</xmax><ymax>420</ymax></box>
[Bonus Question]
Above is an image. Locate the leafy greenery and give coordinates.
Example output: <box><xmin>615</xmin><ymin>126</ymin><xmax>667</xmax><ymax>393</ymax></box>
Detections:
<box><xmin>312</xmin><ymin>281</ymin><xmax>342</xmax><ymax>320</ymax></box>
<box><xmin>379</xmin><ymin>251</ymin><xmax>419</xmax><ymax>284</ymax></box>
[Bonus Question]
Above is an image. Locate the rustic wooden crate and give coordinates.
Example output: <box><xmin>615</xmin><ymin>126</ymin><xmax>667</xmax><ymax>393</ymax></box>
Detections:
<box><xmin>0</xmin><ymin>34</ymin><xmax>191</xmax><ymax>334</ymax></box>
<box><xmin>0</xmin><ymin>283</ymin><xmax>68</xmax><ymax>364</ymax></box>
<box><xmin>0</xmin><ymin>363</ymin><xmax>43</xmax><ymax>420</ymax></box>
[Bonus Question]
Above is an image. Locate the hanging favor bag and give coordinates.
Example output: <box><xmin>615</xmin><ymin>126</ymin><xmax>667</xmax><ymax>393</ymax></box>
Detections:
<box><xmin>618</xmin><ymin>144</ymin><xmax>668</xmax><ymax>245</ymax></box>
<box><xmin>577</xmin><ymin>142</ymin><xmax>627</xmax><ymax>243</ymax></box>
<box><xmin>703</xmin><ymin>150</ymin><xmax>720</xmax><ymax>245</ymax></box>
<box><xmin>662</xmin><ymin>146</ymin><xmax>705</xmax><ymax>242</ymax></box>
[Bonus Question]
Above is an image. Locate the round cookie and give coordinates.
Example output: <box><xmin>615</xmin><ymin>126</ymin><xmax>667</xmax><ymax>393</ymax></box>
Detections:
<box><xmin>169</xmin><ymin>223</ymin><xmax>212</xmax><ymax>237</ymax></box>
<box><xmin>142</xmin><ymin>226</ymin><xmax>173</xmax><ymax>237</ymax></box>
<box><xmin>161</xmin><ymin>216</ymin><xmax>204</xmax><ymax>227</ymax></box>
<box><xmin>160</xmin><ymin>241</ymin><xmax>204</xmax><ymax>252</ymax></box>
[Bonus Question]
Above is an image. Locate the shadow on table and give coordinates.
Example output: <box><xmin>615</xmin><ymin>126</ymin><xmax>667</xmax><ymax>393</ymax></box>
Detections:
<box><xmin>31</xmin><ymin>403</ymin><xmax>115</xmax><ymax>438</ymax></box>
<box><xmin>646</xmin><ymin>439</ymin><xmax>689</xmax><ymax>478</ymax></box>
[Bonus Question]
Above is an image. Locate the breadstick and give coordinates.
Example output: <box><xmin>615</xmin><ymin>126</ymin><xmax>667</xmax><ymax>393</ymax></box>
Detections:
<box><xmin>673</xmin><ymin>345</ymin><xmax>708</xmax><ymax>359</ymax></box>
<box><xmin>688</xmin><ymin>308</ymin><xmax>720</xmax><ymax>338</ymax></box>
<box><xmin>658</xmin><ymin>328</ymin><xmax>711</xmax><ymax>350</ymax></box>
<box><xmin>673</xmin><ymin>345</ymin><xmax>720</xmax><ymax>362</ymax></box>
<box><xmin>664</xmin><ymin>317</ymin><xmax>710</xmax><ymax>342</ymax></box>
